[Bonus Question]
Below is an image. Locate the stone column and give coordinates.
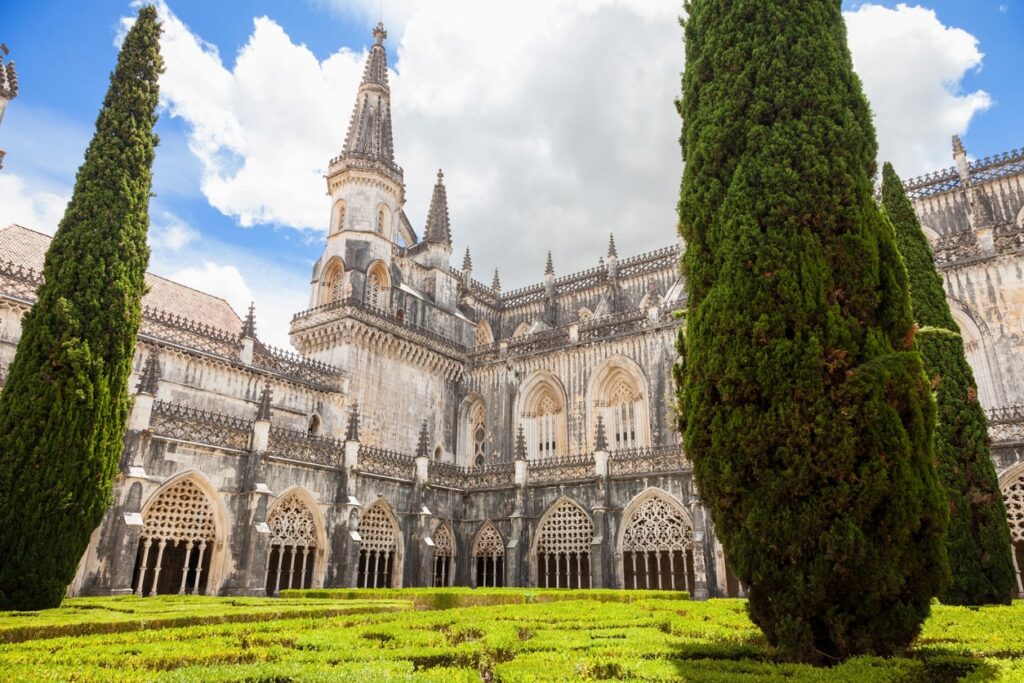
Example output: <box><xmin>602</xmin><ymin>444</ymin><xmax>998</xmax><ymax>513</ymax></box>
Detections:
<box><xmin>690</xmin><ymin>502</ymin><xmax>709</xmax><ymax>600</ymax></box>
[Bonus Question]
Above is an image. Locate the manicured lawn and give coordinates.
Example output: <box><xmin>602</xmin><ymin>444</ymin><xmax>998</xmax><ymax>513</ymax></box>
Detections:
<box><xmin>0</xmin><ymin>591</ymin><xmax>1021</xmax><ymax>681</ymax></box>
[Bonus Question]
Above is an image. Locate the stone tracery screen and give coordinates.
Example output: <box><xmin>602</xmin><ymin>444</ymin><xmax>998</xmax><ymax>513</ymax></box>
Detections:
<box><xmin>471</xmin><ymin>402</ymin><xmax>487</xmax><ymax>466</ymax></box>
<box><xmin>133</xmin><ymin>479</ymin><xmax>217</xmax><ymax>597</ymax></box>
<box><xmin>432</xmin><ymin>523</ymin><xmax>454</xmax><ymax>587</ymax></box>
<box><xmin>265</xmin><ymin>494</ymin><xmax>318</xmax><ymax>594</ymax></box>
<box><xmin>525</xmin><ymin>386</ymin><xmax>564</xmax><ymax>459</ymax></box>
<box><xmin>621</xmin><ymin>495</ymin><xmax>694</xmax><ymax>591</ymax></box>
<box><xmin>1003</xmin><ymin>476</ymin><xmax>1024</xmax><ymax>598</ymax></box>
<box><xmin>473</xmin><ymin>522</ymin><xmax>505</xmax><ymax>587</ymax></box>
<box><xmin>535</xmin><ymin>501</ymin><xmax>593</xmax><ymax>589</ymax></box>
<box><xmin>357</xmin><ymin>503</ymin><xmax>399</xmax><ymax>588</ymax></box>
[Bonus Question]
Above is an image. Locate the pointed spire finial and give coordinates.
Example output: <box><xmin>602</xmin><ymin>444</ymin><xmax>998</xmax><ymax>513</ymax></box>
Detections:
<box><xmin>462</xmin><ymin>246</ymin><xmax>473</xmax><ymax>272</ymax></box>
<box><xmin>373</xmin><ymin>22</ymin><xmax>387</xmax><ymax>46</ymax></box>
<box><xmin>137</xmin><ymin>351</ymin><xmax>161</xmax><ymax>395</ymax></box>
<box><xmin>952</xmin><ymin>135</ymin><xmax>966</xmax><ymax>158</ymax></box>
<box><xmin>607</xmin><ymin>233</ymin><xmax>618</xmax><ymax>258</ymax></box>
<box><xmin>241</xmin><ymin>302</ymin><xmax>256</xmax><ymax>338</ymax></box>
<box><xmin>256</xmin><ymin>383</ymin><xmax>273</xmax><ymax>421</ymax></box>
<box><xmin>515</xmin><ymin>424</ymin><xmax>527</xmax><ymax>460</ymax></box>
<box><xmin>345</xmin><ymin>401</ymin><xmax>361</xmax><ymax>442</ymax></box>
<box><xmin>416</xmin><ymin>419</ymin><xmax>430</xmax><ymax>458</ymax></box>
<box><xmin>424</xmin><ymin>168</ymin><xmax>452</xmax><ymax>245</ymax></box>
<box><xmin>544</xmin><ymin>251</ymin><xmax>554</xmax><ymax>276</ymax></box>
<box><xmin>492</xmin><ymin>268</ymin><xmax>501</xmax><ymax>292</ymax></box>
<box><xmin>594</xmin><ymin>414</ymin><xmax>609</xmax><ymax>452</ymax></box>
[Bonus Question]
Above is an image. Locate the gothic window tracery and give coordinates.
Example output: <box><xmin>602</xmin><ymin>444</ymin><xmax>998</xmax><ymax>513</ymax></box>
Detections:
<box><xmin>323</xmin><ymin>260</ymin><xmax>344</xmax><ymax>305</ymax></box>
<box><xmin>332</xmin><ymin>200</ymin><xmax>346</xmax><ymax>234</ymax></box>
<box><xmin>265</xmin><ymin>493</ymin><xmax>319</xmax><ymax>594</ymax></box>
<box><xmin>524</xmin><ymin>384</ymin><xmax>564</xmax><ymax>459</ymax></box>
<box><xmin>472</xmin><ymin>402</ymin><xmax>486</xmax><ymax>467</ymax></box>
<box><xmin>535</xmin><ymin>500</ymin><xmax>592</xmax><ymax>589</ymax></box>
<box><xmin>365</xmin><ymin>264</ymin><xmax>389</xmax><ymax>311</ymax></box>
<box><xmin>1003</xmin><ymin>474</ymin><xmax>1024</xmax><ymax>598</ymax></box>
<box><xmin>475</xmin><ymin>321</ymin><xmax>493</xmax><ymax>347</ymax></box>
<box><xmin>473</xmin><ymin>523</ymin><xmax>505</xmax><ymax>587</ymax></box>
<box><xmin>621</xmin><ymin>494</ymin><xmax>694</xmax><ymax>591</ymax></box>
<box><xmin>592</xmin><ymin>363</ymin><xmax>648</xmax><ymax>451</ymax></box>
<box><xmin>132</xmin><ymin>478</ymin><xmax>217</xmax><ymax>597</ymax></box>
<box><xmin>357</xmin><ymin>502</ymin><xmax>400</xmax><ymax>588</ymax></box>
<box><xmin>432</xmin><ymin>523</ymin><xmax>454</xmax><ymax>587</ymax></box>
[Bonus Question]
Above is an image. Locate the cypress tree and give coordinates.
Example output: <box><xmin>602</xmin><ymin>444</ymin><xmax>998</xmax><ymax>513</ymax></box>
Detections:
<box><xmin>676</xmin><ymin>0</ymin><xmax>948</xmax><ymax>662</ymax></box>
<box><xmin>881</xmin><ymin>162</ymin><xmax>1015</xmax><ymax>605</ymax></box>
<box><xmin>0</xmin><ymin>6</ymin><xmax>162</xmax><ymax>610</ymax></box>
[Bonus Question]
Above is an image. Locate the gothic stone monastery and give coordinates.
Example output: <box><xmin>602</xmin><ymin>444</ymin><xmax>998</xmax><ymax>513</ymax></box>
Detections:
<box><xmin>1</xmin><ymin>24</ymin><xmax>1023</xmax><ymax>599</ymax></box>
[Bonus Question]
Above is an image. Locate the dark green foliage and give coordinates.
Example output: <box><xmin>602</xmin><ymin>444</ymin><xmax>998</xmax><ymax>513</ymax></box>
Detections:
<box><xmin>0</xmin><ymin>6</ymin><xmax>162</xmax><ymax>610</ymax></box>
<box><xmin>882</xmin><ymin>163</ymin><xmax>1015</xmax><ymax>606</ymax></box>
<box><xmin>676</xmin><ymin>0</ymin><xmax>949</xmax><ymax>662</ymax></box>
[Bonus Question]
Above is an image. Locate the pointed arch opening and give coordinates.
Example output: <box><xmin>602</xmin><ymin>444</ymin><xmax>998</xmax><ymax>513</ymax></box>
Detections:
<box><xmin>320</xmin><ymin>257</ymin><xmax>345</xmax><ymax>306</ymax></box>
<box><xmin>532</xmin><ymin>498</ymin><xmax>593</xmax><ymax>588</ymax></box>
<box><xmin>588</xmin><ymin>357</ymin><xmax>650</xmax><ymax>452</ymax></box>
<box><xmin>475</xmin><ymin>320</ymin><xmax>494</xmax><ymax>347</ymax></box>
<box><xmin>459</xmin><ymin>394</ymin><xmax>488</xmax><ymax>468</ymax></box>
<box><xmin>356</xmin><ymin>500</ymin><xmax>403</xmax><ymax>588</ymax></box>
<box><xmin>618</xmin><ymin>490</ymin><xmax>694</xmax><ymax>592</ymax></box>
<box><xmin>265</xmin><ymin>489</ymin><xmax>324</xmax><ymax>594</ymax></box>
<box><xmin>949</xmin><ymin>298</ymin><xmax>1005</xmax><ymax>409</ymax></box>
<box><xmin>432</xmin><ymin>522</ymin><xmax>455</xmax><ymax>587</ymax></box>
<box><xmin>473</xmin><ymin>522</ymin><xmax>505</xmax><ymax>587</ymax></box>
<box><xmin>365</xmin><ymin>261</ymin><xmax>391</xmax><ymax>312</ymax></box>
<box><xmin>520</xmin><ymin>372</ymin><xmax>568</xmax><ymax>460</ymax></box>
<box><xmin>131</xmin><ymin>473</ymin><xmax>225</xmax><ymax>597</ymax></box>
<box><xmin>1000</xmin><ymin>464</ymin><xmax>1024</xmax><ymax>598</ymax></box>
<box><xmin>331</xmin><ymin>199</ymin><xmax>346</xmax><ymax>234</ymax></box>
<box><xmin>512</xmin><ymin>321</ymin><xmax>531</xmax><ymax>338</ymax></box>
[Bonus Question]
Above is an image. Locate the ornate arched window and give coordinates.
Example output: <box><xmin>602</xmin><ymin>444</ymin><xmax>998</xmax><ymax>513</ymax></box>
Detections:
<box><xmin>322</xmin><ymin>259</ymin><xmax>344</xmax><ymax>305</ymax></box>
<box><xmin>365</xmin><ymin>263</ymin><xmax>389</xmax><ymax>311</ymax></box>
<box><xmin>265</xmin><ymin>493</ymin><xmax>318</xmax><ymax>594</ymax></box>
<box><xmin>357</xmin><ymin>502</ymin><xmax>400</xmax><ymax>588</ymax></box>
<box><xmin>535</xmin><ymin>500</ymin><xmax>592</xmax><ymax>589</ymax></box>
<box><xmin>1003</xmin><ymin>473</ymin><xmax>1024</xmax><ymax>598</ymax></box>
<box><xmin>132</xmin><ymin>478</ymin><xmax>217</xmax><ymax>597</ymax></box>
<box><xmin>473</xmin><ymin>523</ymin><xmax>505</xmax><ymax>587</ymax></box>
<box><xmin>471</xmin><ymin>402</ymin><xmax>486</xmax><ymax>467</ymax></box>
<box><xmin>523</xmin><ymin>380</ymin><xmax>566</xmax><ymax>459</ymax></box>
<box><xmin>432</xmin><ymin>523</ymin><xmax>454</xmax><ymax>587</ymax></box>
<box><xmin>307</xmin><ymin>414</ymin><xmax>320</xmax><ymax>436</ymax></box>
<box><xmin>331</xmin><ymin>199</ymin><xmax>346</xmax><ymax>234</ymax></box>
<box><xmin>475</xmin><ymin>321</ymin><xmax>494</xmax><ymax>347</ymax></box>
<box><xmin>621</xmin><ymin>494</ymin><xmax>693</xmax><ymax>591</ymax></box>
<box><xmin>591</xmin><ymin>362</ymin><xmax>649</xmax><ymax>451</ymax></box>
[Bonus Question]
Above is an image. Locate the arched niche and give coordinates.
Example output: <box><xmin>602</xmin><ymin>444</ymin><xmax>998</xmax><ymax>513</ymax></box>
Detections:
<box><xmin>948</xmin><ymin>297</ymin><xmax>1006</xmax><ymax>409</ymax></box>
<box><xmin>376</xmin><ymin>202</ymin><xmax>392</xmax><ymax>237</ymax></box>
<box><xmin>356</xmin><ymin>499</ymin><xmax>404</xmax><ymax>588</ymax></box>
<box><xmin>616</xmin><ymin>488</ymin><xmax>694</xmax><ymax>591</ymax></box>
<box><xmin>530</xmin><ymin>497</ymin><xmax>593</xmax><ymax>588</ymax></box>
<box><xmin>319</xmin><ymin>257</ymin><xmax>345</xmax><ymax>306</ymax></box>
<box><xmin>132</xmin><ymin>471</ymin><xmax>229</xmax><ymax>597</ymax></box>
<box><xmin>517</xmin><ymin>371</ymin><xmax>569</xmax><ymax>459</ymax></box>
<box><xmin>330</xmin><ymin>199</ymin><xmax>347</xmax><ymax>234</ymax></box>
<box><xmin>265</xmin><ymin>487</ymin><xmax>328</xmax><ymax>593</ymax></box>
<box><xmin>475</xmin><ymin>320</ymin><xmax>494</xmax><ymax>347</ymax></box>
<box><xmin>365</xmin><ymin>260</ymin><xmax>392</xmax><ymax>311</ymax></box>
<box><xmin>458</xmin><ymin>393</ymin><xmax>488</xmax><ymax>467</ymax></box>
<box><xmin>432</xmin><ymin>521</ymin><xmax>455</xmax><ymax>587</ymax></box>
<box><xmin>586</xmin><ymin>355</ymin><xmax>651</xmax><ymax>452</ymax></box>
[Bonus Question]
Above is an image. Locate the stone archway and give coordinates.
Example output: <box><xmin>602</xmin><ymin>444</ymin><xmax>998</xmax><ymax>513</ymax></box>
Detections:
<box><xmin>617</xmin><ymin>489</ymin><xmax>694</xmax><ymax>591</ymax></box>
<box><xmin>532</xmin><ymin>498</ymin><xmax>593</xmax><ymax>588</ymax></box>
<box><xmin>356</xmin><ymin>500</ymin><xmax>403</xmax><ymax>588</ymax></box>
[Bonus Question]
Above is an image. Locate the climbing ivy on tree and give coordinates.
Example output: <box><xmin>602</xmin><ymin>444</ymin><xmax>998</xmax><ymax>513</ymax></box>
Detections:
<box><xmin>0</xmin><ymin>6</ymin><xmax>162</xmax><ymax>610</ymax></box>
<box><xmin>675</xmin><ymin>0</ymin><xmax>949</xmax><ymax>662</ymax></box>
<box><xmin>882</xmin><ymin>161</ymin><xmax>1015</xmax><ymax>606</ymax></box>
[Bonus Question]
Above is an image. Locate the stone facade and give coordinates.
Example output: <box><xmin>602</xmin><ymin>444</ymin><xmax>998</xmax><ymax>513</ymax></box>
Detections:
<box><xmin>0</xmin><ymin>24</ymin><xmax>1022</xmax><ymax>599</ymax></box>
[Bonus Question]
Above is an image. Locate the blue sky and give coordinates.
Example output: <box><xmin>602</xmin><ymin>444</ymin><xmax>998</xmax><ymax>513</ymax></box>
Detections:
<box><xmin>0</xmin><ymin>1</ymin><xmax>1020</xmax><ymax>346</ymax></box>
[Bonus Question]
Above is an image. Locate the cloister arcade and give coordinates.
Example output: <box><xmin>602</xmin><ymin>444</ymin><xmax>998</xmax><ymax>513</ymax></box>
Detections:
<box><xmin>473</xmin><ymin>522</ymin><xmax>505</xmax><ymax>587</ymax></box>
<box><xmin>532</xmin><ymin>498</ymin><xmax>594</xmax><ymax>589</ymax></box>
<box><xmin>265</xmin><ymin>491</ymin><xmax>322</xmax><ymax>594</ymax></box>
<box><xmin>1000</xmin><ymin>464</ymin><xmax>1024</xmax><ymax>598</ymax></box>
<box><xmin>356</xmin><ymin>501</ymin><xmax>402</xmax><ymax>588</ymax></box>
<box><xmin>618</xmin><ymin>491</ymin><xmax>695</xmax><ymax>591</ymax></box>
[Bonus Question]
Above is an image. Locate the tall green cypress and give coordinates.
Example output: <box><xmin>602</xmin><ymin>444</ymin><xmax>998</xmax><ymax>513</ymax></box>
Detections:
<box><xmin>881</xmin><ymin>162</ymin><xmax>1015</xmax><ymax>606</ymax></box>
<box><xmin>676</xmin><ymin>0</ymin><xmax>949</xmax><ymax>662</ymax></box>
<box><xmin>0</xmin><ymin>6</ymin><xmax>162</xmax><ymax>610</ymax></box>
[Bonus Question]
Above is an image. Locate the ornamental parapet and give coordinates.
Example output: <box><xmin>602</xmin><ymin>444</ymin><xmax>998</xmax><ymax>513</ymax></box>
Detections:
<box><xmin>141</xmin><ymin>306</ymin><xmax>241</xmax><ymax>358</ymax></box>
<box><xmin>150</xmin><ymin>400</ymin><xmax>253</xmax><ymax>451</ymax></box>
<box><xmin>905</xmin><ymin>147</ymin><xmax>1024</xmax><ymax>200</ymax></box>
<box><xmin>356</xmin><ymin>444</ymin><xmax>418</xmax><ymax>480</ymax></box>
<box><xmin>528</xmin><ymin>454</ymin><xmax>597</xmax><ymax>484</ymax></box>
<box><xmin>252</xmin><ymin>344</ymin><xmax>341</xmax><ymax>391</ymax></box>
<box><xmin>609</xmin><ymin>444</ymin><xmax>689</xmax><ymax>478</ymax></box>
<box><xmin>267</xmin><ymin>425</ymin><xmax>345</xmax><ymax>467</ymax></box>
<box><xmin>0</xmin><ymin>258</ymin><xmax>44</xmax><ymax>301</ymax></box>
<box><xmin>988</xmin><ymin>405</ymin><xmax>1024</xmax><ymax>446</ymax></box>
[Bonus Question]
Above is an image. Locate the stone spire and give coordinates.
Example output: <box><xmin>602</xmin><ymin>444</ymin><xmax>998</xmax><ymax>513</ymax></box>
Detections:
<box><xmin>594</xmin><ymin>414</ymin><xmax>608</xmax><ymax>452</ymax></box>
<box><xmin>462</xmin><ymin>246</ymin><xmax>473</xmax><ymax>272</ymax></box>
<box><xmin>514</xmin><ymin>424</ymin><xmax>527</xmax><ymax>460</ymax></box>
<box><xmin>137</xmin><ymin>351</ymin><xmax>161</xmax><ymax>395</ymax></box>
<box><xmin>241</xmin><ymin>302</ymin><xmax>256</xmax><ymax>338</ymax></box>
<box><xmin>0</xmin><ymin>44</ymin><xmax>20</xmax><ymax>170</ymax></box>
<box><xmin>336</xmin><ymin>23</ymin><xmax>399</xmax><ymax>179</ymax></box>
<box><xmin>424</xmin><ymin>169</ymin><xmax>452</xmax><ymax>245</ymax></box>
<box><xmin>256</xmin><ymin>383</ymin><xmax>273</xmax><ymax>421</ymax></box>
<box><xmin>544</xmin><ymin>251</ymin><xmax>554</xmax><ymax>276</ymax></box>
<box><xmin>492</xmin><ymin>268</ymin><xmax>501</xmax><ymax>292</ymax></box>
<box><xmin>416</xmin><ymin>419</ymin><xmax>430</xmax><ymax>458</ymax></box>
<box><xmin>607</xmin><ymin>233</ymin><xmax>618</xmax><ymax>258</ymax></box>
<box><xmin>345</xmin><ymin>401</ymin><xmax>361</xmax><ymax>442</ymax></box>
<box><xmin>952</xmin><ymin>134</ymin><xmax>966</xmax><ymax>159</ymax></box>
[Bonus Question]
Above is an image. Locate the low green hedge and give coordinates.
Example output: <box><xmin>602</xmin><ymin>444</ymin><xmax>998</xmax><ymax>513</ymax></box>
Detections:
<box><xmin>279</xmin><ymin>587</ymin><xmax>690</xmax><ymax>610</ymax></box>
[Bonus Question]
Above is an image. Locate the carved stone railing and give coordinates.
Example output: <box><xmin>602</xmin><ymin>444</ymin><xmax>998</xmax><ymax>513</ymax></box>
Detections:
<box><xmin>150</xmin><ymin>400</ymin><xmax>252</xmax><ymax>451</ymax></box>
<box><xmin>252</xmin><ymin>344</ymin><xmax>341</xmax><ymax>390</ymax></box>
<box><xmin>267</xmin><ymin>425</ymin><xmax>345</xmax><ymax>467</ymax></box>
<box><xmin>528</xmin><ymin>454</ymin><xmax>596</xmax><ymax>484</ymax></box>
<box><xmin>427</xmin><ymin>460</ymin><xmax>469</xmax><ymax>489</ymax></box>
<box><xmin>501</xmin><ymin>283</ymin><xmax>546</xmax><ymax>308</ymax></box>
<box><xmin>905</xmin><ymin>147</ymin><xmax>1024</xmax><ymax>200</ymax></box>
<box><xmin>466</xmin><ymin>462</ymin><xmax>516</xmax><ymax>490</ymax></box>
<box><xmin>609</xmin><ymin>444</ymin><xmax>689</xmax><ymax>477</ymax></box>
<box><xmin>507</xmin><ymin>326</ymin><xmax>570</xmax><ymax>356</ymax></box>
<box><xmin>554</xmin><ymin>265</ymin><xmax>608</xmax><ymax>296</ymax></box>
<box><xmin>988</xmin><ymin>405</ymin><xmax>1024</xmax><ymax>446</ymax></box>
<box><xmin>578</xmin><ymin>309</ymin><xmax>651</xmax><ymax>343</ymax></box>
<box><xmin>357</xmin><ymin>444</ymin><xmax>417</xmax><ymax>480</ymax></box>
<box><xmin>616</xmin><ymin>245</ymin><xmax>680</xmax><ymax>279</ymax></box>
<box><xmin>141</xmin><ymin>306</ymin><xmax>241</xmax><ymax>358</ymax></box>
<box><xmin>0</xmin><ymin>259</ymin><xmax>44</xmax><ymax>300</ymax></box>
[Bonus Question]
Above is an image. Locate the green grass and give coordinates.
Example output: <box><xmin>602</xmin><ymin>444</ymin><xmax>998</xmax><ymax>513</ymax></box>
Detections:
<box><xmin>0</xmin><ymin>591</ymin><xmax>1021</xmax><ymax>681</ymax></box>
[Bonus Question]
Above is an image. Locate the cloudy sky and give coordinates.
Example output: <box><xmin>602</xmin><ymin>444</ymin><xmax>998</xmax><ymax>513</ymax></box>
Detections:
<box><xmin>0</xmin><ymin>1</ymin><xmax>1020</xmax><ymax>346</ymax></box>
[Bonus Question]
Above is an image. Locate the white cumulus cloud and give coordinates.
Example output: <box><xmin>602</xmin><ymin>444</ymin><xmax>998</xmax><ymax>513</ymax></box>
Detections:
<box><xmin>0</xmin><ymin>173</ymin><xmax>69</xmax><ymax>235</ymax></box>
